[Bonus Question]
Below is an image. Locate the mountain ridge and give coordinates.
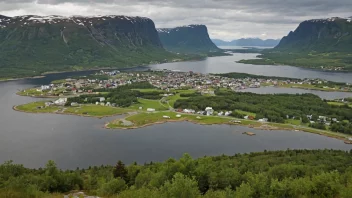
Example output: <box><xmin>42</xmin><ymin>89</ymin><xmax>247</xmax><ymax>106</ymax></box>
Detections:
<box><xmin>157</xmin><ymin>24</ymin><xmax>220</xmax><ymax>53</ymax></box>
<box><xmin>275</xmin><ymin>16</ymin><xmax>352</xmax><ymax>52</ymax></box>
<box><xmin>0</xmin><ymin>15</ymin><xmax>177</xmax><ymax>78</ymax></box>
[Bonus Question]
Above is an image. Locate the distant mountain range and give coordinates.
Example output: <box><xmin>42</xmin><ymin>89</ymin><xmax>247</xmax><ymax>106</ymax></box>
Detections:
<box><xmin>0</xmin><ymin>15</ymin><xmax>176</xmax><ymax>78</ymax></box>
<box><xmin>275</xmin><ymin>17</ymin><xmax>352</xmax><ymax>52</ymax></box>
<box><xmin>157</xmin><ymin>25</ymin><xmax>220</xmax><ymax>53</ymax></box>
<box><xmin>212</xmin><ymin>38</ymin><xmax>281</xmax><ymax>47</ymax></box>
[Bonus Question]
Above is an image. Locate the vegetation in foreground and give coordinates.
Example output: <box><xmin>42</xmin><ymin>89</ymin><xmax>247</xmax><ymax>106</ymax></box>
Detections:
<box><xmin>1</xmin><ymin>150</ymin><xmax>352</xmax><ymax>198</ymax></box>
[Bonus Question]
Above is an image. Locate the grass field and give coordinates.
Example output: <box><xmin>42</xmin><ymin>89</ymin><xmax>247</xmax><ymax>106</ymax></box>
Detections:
<box><xmin>15</xmin><ymin>102</ymin><xmax>132</xmax><ymax>117</ymax></box>
<box><xmin>235</xmin><ymin>110</ymin><xmax>256</xmax><ymax>117</ymax></box>
<box><xmin>285</xmin><ymin>119</ymin><xmax>302</xmax><ymax>125</ymax></box>
<box><xmin>130</xmin><ymin>99</ymin><xmax>169</xmax><ymax>111</ymax></box>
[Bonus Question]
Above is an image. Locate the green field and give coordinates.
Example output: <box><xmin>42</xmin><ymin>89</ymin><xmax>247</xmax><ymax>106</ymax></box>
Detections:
<box><xmin>130</xmin><ymin>99</ymin><xmax>169</xmax><ymax>111</ymax></box>
<box><xmin>108</xmin><ymin>111</ymin><xmax>257</xmax><ymax>129</ymax></box>
<box><xmin>235</xmin><ymin>110</ymin><xmax>256</xmax><ymax>117</ymax></box>
<box><xmin>15</xmin><ymin>102</ymin><xmax>132</xmax><ymax>117</ymax></box>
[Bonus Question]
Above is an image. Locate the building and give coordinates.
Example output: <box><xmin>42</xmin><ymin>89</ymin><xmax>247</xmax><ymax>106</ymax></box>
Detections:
<box><xmin>205</xmin><ymin>107</ymin><xmax>214</xmax><ymax>116</ymax></box>
<box><xmin>54</xmin><ymin>98</ymin><xmax>67</xmax><ymax>106</ymax></box>
<box><xmin>147</xmin><ymin>108</ymin><xmax>156</xmax><ymax>112</ymax></box>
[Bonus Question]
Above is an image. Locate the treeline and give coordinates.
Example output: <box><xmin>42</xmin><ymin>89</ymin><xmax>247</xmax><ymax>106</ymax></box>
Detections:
<box><xmin>1</xmin><ymin>150</ymin><xmax>352</xmax><ymax>198</ymax></box>
<box><xmin>174</xmin><ymin>90</ymin><xmax>352</xmax><ymax>127</ymax></box>
<box><xmin>67</xmin><ymin>82</ymin><xmax>163</xmax><ymax>107</ymax></box>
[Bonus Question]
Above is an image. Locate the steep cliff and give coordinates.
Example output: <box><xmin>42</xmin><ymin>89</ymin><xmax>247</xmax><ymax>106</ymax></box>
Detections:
<box><xmin>276</xmin><ymin>17</ymin><xmax>352</xmax><ymax>52</ymax></box>
<box><xmin>0</xmin><ymin>15</ymin><xmax>174</xmax><ymax>78</ymax></box>
<box><xmin>157</xmin><ymin>25</ymin><xmax>219</xmax><ymax>53</ymax></box>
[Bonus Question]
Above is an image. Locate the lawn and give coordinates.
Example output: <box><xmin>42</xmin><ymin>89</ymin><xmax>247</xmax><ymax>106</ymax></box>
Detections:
<box><xmin>285</xmin><ymin>119</ymin><xmax>302</xmax><ymax>125</ymax></box>
<box><xmin>130</xmin><ymin>99</ymin><xmax>169</xmax><ymax>111</ymax></box>
<box><xmin>132</xmin><ymin>88</ymin><xmax>165</xmax><ymax>93</ymax></box>
<box><xmin>328</xmin><ymin>101</ymin><xmax>347</xmax><ymax>106</ymax></box>
<box><xmin>15</xmin><ymin>102</ymin><xmax>132</xmax><ymax>117</ymax></box>
<box><xmin>63</xmin><ymin>105</ymin><xmax>132</xmax><ymax>117</ymax></box>
<box><xmin>17</xmin><ymin>88</ymin><xmax>43</xmax><ymax>97</ymax></box>
<box><xmin>235</xmin><ymin>110</ymin><xmax>256</xmax><ymax>117</ymax></box>
<box><xmin>108</xmin><ymin>111</ymin><xmax>244</xmax><ymax>128</ymax></box>
<box><xmin>16</xmin><ymin>101</ymin><xmax>60</xmax><ymax>113</ymax></box>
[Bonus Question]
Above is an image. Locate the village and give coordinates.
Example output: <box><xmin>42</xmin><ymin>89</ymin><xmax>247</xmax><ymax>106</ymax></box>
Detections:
<box><xmin>20</xmin><ymin>70</ymin><xmax>352</xmax><ymax>99</ymax></box>
<box><xmin>16</xmin><ymin>70</ymin><xmax>352</xmax><ymax>129</ymax></box>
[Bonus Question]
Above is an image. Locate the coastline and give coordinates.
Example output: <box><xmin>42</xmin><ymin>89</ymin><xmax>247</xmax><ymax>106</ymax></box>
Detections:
<box><xmin>104</xmin><ymin>113</ymin><xmax>352</xmax><ymax>143</ymax></box>
<box><xmin>12</xmin><ymin>105</ymin><xmax>133</xmax><ymax>119</ymax></box>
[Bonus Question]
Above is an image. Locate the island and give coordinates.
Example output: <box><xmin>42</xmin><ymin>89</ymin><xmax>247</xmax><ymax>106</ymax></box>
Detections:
<box><xmin>14</xmin><ymin>70</ymin><xmax>352</xmax><ymax>142</ymax></box>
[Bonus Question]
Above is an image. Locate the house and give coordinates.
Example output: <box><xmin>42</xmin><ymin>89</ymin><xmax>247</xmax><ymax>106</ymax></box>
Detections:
<box><xmin>106</xmin><ymin>102</ymin><xmax>111</xmax><ymax>106</ymax></box>
<box><xmin>183</xmin><ymin>109</ymin><xmax>195</xmax><ymax>114</ymax></box>
<box><xmin>147</xmin><ymin>108</ymin><xmax>156</xmax><ymax>112</ymax></box>
<box><xmin>244</xmin><ymin>116</ymin><xmax>249</xmax><ymax>120</ymax></box>
<box><xmin>44</xmin><ymin>102</ymin><xmax>53</xmax><ymax>107</ymax></box>
<box><xmin>205</xmin><ymin>107</ymin><xmax>214</xmax><ymax>116</ymax></box>
<box><xmin>218</xmin><ymin>111</ymin><xmax>224</xmax><ymax>116</ymax></box>
<box><xmin>225</xmin><ymin>111</ymin><xmax>232</xmax><ymax>116</ymax></box>
<box><xmin>176</xmin><ymin>114</ymin><xmax>182</xmax><ymax>118</ymax></box>
<box><xmin>54</xmin><ymin>98</ymin><xmax>67</xmax><ymax>106</ymax></box>
<box><xmin>163</xmin><ymin>116</ymin><xmax>170</xmax><ymax>119</ymax></box>
<box><xmin>99</xmin><ymin>97</ymin><xmax>106</xmax><ymax>102</ymax></box>
<box><xmin>95</xmin><ymin>102</ymin><xmax>99</xmax><ymax>105</ymax></box>
<box><xmin>71</xmin><ymin>102</ymin><xmax>79</xmax><ymax>107</ymax></box>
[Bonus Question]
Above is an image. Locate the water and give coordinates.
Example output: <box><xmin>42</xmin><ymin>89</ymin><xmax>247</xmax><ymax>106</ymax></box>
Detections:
<box><xmin>143</xmin><ymin>54</ymin><xmax>352</xmax><ymax>83</ymax></box>
<box><xmin>1</xmin><ymin>55</ymin><xmax>352</xmax><ymax>169</ymax></box>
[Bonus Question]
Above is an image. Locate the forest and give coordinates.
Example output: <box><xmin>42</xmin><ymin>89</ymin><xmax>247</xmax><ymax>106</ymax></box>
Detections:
<box><xmin>0</xmin><ymin>150</ymin><xmax>352</xmax><ymax>198</ymax></box>
<box><xmin>174</xmin><ymin>90</ymin><xmax>352</xmax><ymax>133</ymax></box>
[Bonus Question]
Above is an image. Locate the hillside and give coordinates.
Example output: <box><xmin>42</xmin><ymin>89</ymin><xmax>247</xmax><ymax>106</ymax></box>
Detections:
<box><xmin>212</xmin><ymin>38</ymin><xmax>280</xmax><ymax>47</ymax></box>
<box><xmin>157</xmin><ymin>25</ymin><xmax>220</xmax><ymax>53</ymax></box>
<box><xmin>276</xmin><ymin>17</ymin><xmax>352</xmax><ymax>52</ymax></box>
<box><xmin>0</xmin><ymin>15</ymin><xmax>178</xmax><ymax>78</ymax></box>
<box><xmin>239</xmin><ymin>17</ymin><xmax>352</xmax><ymax>71</ymax></box>
<box><xmin>1</xmin><ymin>150</ymin><xmax>352</xmax><ymax>197</ymax></box>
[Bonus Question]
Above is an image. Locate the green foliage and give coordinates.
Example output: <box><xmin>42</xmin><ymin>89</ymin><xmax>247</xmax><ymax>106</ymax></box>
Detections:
<box><xmin>174</xmin><ymin>90</ymin><xmax>352</xmax><ymax>131</ymax></box>
<box><xmin>1</xmin><ymin>150</ymin><xmax>352</xmax><ymax>197</ymax></box>
<box><xmin>161</xmin><ymin>173</ymin><xmax>200</xmax><ymax>198</ymax></box>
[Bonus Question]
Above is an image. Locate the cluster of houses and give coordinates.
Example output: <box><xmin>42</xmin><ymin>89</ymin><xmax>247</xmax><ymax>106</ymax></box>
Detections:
<box><xmin>307</xmin><ymin>115</ymin><xmax>340</xmax><ymax>126</ymax></box>
<box><xmin>34</xmin><ymin>70</ymin><xmax>352</xmax><ymax>98</ymax></box>
<box><xmin>176</xmin><ymin>107</ymin><xmax>233</xmax><ymax>117</ymax></box>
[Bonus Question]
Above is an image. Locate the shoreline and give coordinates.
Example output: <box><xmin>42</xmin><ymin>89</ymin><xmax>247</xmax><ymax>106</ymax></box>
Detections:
<box><xmin>12</xmin><ymin>102</ymin><xmax>352</xmax><ymax>143</ymax></box>
<box><xmin>12</xmin><ymin>105</ymin><xmax>133</xmax><ymax>119</ymax></box>
<box><xmin>0</xmin><ymin>75</ymin><xmax>45</xmax><ymax>82</ymax></box>
<box><xmin>104</xmin><ymin>114</ymin><xmax>351</xmax><ymax>143</ymax></box>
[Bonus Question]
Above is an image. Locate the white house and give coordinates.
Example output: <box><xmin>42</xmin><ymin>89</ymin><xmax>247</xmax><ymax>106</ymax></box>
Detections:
<box><xmin>205</xmin><ymin>107</ymin><xmax>214</xmax><ymax>116</ymax></box>
<box><xmin>99</xmin><ymin>97</ymin><xmax>106</xmax><ymax>102</ymax></box>
<box><xmin>147</xmin><ymin>108</ymin><xmax>156</xmax><ymax>112</ymax></box>
<box><xmin>54</xmin><ymin>98</ymin><xmax>67</xmax><ymax>106</ymax></box>
<box><xmin>163</xmin><ymin>116</ymin><xmax>170</xmax><ymax>119</ymax></box>
<box><xmin>176</xmin><ymin>114</ymin><xmax>182</xmax><ymax>118</ymax></box>
<box><xmin>183</xmin><ymin>109</ymin><xmax>195</xmax><ymax>113</ymax></box>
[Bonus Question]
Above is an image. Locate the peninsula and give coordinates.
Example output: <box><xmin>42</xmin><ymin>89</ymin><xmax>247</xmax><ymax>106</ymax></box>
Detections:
<box><xmin>14</xmin><ymin>70</ymin><xmax>352</xmax><ymax>143</ymax></box>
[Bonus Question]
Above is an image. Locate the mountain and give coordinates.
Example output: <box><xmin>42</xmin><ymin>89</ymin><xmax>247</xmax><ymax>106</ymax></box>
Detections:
<box><xmin>276</xmin><ymin>17</ymin><xmax>352</xmax><ymax>52</ymax></box>
<box><xmin>212</xmin><ymin>38</ymin><xmax>280</xmax><ymax>47</ymax></box>
<box><xmin>0</xmin><ymin>15</ymin><xmax>176</xmax><ymax>78</ymax></box>
<box><xmin>157</xmin><ymin>25</ymin><xmax>220</xmax><ymax>53</ymax></box>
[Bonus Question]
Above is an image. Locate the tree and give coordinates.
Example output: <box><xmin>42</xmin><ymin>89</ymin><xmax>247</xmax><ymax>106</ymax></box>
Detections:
<box><xmin>161</xmin><ymin>173</ymin><xmax>200</xmax><ymax>198</ymax></box>
<box><xmin>113</xmin><ymin>160</ymin><xmax>128</xmax><ymax>182</ymax></box>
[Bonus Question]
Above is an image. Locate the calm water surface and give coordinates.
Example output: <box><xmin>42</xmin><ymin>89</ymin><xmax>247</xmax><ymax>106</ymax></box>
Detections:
<box><xmin>1</xmin><ymin>55</ymin><xmax>352</xmax><ymax>169</ymax></box>
<box><xmin>144</xmin><ymin>53</ymin><xmax>352</xmax><ymax>83</ymax></box>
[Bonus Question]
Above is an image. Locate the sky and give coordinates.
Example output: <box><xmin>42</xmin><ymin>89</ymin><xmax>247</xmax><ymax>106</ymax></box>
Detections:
<box><xmin>0</xmin><ymin>0</ymin><xmax>351</xmax><ymax>40</ymax></box>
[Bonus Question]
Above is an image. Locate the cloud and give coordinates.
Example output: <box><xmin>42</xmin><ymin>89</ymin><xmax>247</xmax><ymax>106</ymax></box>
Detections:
<box><xmin>0</xmin><ymin>0</ymin><xmax>351</xmax><ymax>40</ymax></box>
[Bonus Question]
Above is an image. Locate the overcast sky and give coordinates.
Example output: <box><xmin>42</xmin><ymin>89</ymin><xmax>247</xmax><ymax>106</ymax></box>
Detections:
<box><xmin>0</xmin><ymin>0</ymin><xmax>351</xmax><ymax>40</ymax></box>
